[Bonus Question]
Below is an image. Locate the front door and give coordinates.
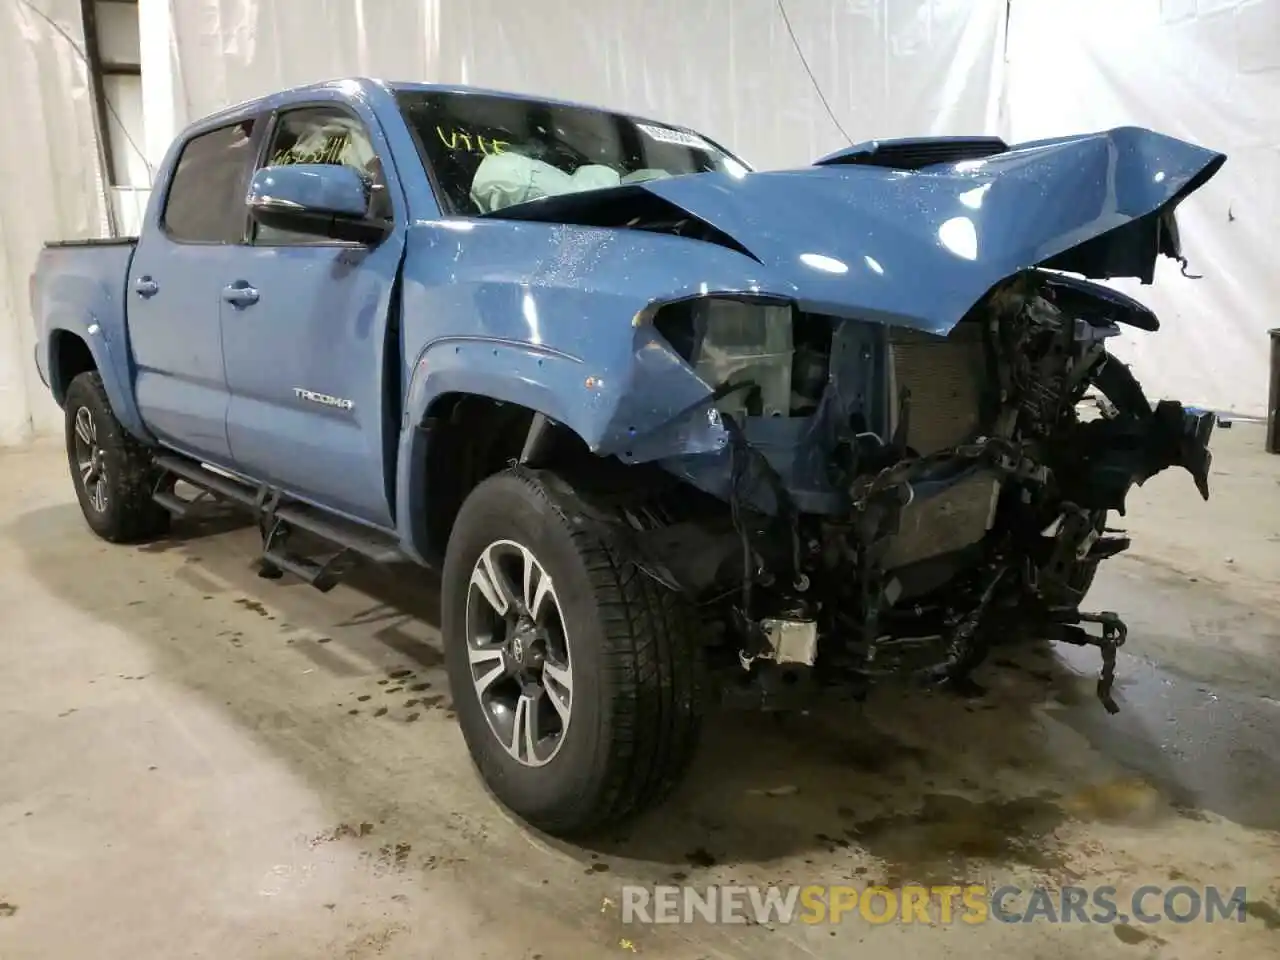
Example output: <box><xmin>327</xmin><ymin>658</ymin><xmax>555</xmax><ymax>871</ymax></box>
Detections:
<box><xmin>220</xmin><ymin>103</ymin><xmax>405</xmax><ymax>528</ymax></box>
<box><xmin>129</xmin><ymin>118</ymin><xmax>260</xmax><ymax>465</ymax></box>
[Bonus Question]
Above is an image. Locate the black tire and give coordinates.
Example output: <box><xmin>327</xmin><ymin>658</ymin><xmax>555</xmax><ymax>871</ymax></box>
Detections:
<box><xmin>64</xmin><ymin>371</ymin><xmax>170</xmax><ymax>543</ymax></box>
<box><xmin>441</xmin><ymin>467</ymin><xmax>703</xmax><ymax>837</ymax></box>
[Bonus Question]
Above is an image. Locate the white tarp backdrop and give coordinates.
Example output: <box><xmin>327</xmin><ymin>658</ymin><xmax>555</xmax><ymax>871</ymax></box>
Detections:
<box><xmin>0</xmin><ymin>0</ymin><xmax>1276</xmax><ymax>447</ymax></box>
<box><xmin>0</xmin><ymin>0</ymin><xmax>110</xmax><ymax>445</ymax></box>
<box><xmin>1004</xmin><ymin>0</ymin><xmax>1280</xmax><ymax>421</ymax></box>
<box><xmin>157</xmin><ymin>0</ymin><xmax>1007</xmax><ymax>171</ymax></box>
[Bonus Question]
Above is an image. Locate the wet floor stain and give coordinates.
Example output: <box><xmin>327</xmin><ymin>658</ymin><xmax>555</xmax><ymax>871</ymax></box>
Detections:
<box><xmin>1172</xmin><ymin>803</ymin><xmax>1212</xmax><ymax>822</ymax></box>
<box><xmin>1113</xmin><ymin>923</ymin><xmax>1155</xmax><ymax>945</ymax></box>
<box><xmin>1059</xmin><ymin>778</ymin><xmax>1164</xmax><ymax>825</ymax></box>
<box><xmin>848</xmin><ymin>793</ymin><xmax>1066</xmax><ymax>881</ymax></box>
<box><xmin>422</xmin><ymin>854</ymin><xmax>467</xmax><ymax>871</ymax></box>
<box><xmin>1246</xmin><ymin>900</ymin><xmax>1280</xmax><ymax>930</ymax></box>
<box><xmin>816</xmin><ymin>731</ymin><xmax>927</xmax><ymax>775</ymax></box>
<box><xmin>233</xmin><ymin>597</ymin><xmax>271</xmax><ymax>617</ymax></box>
<box><xmin>363</xmin><ymin>843</ymin><xmax>412</xmax><ymax>875</ymax></box>
<box><xmin>686</xmin><ymin>848</ymin><xmax>717</xmax><ymax>868</ymax></box>
<box><xmin>310</xmin><ymin>822</ymin><xmax>375</xmax><ymax>846</ymax></box>
<box><xmin>815</xmin><ymin>832</ymin><xmax>851</xmax><ymax>851</ymax></box>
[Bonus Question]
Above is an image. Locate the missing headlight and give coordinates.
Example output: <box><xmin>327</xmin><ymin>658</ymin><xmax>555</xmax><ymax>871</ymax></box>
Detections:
<box><xmin>652</xmin><ymin>297</ymin><xmax>831</xmax><ymax>418</ymax></box>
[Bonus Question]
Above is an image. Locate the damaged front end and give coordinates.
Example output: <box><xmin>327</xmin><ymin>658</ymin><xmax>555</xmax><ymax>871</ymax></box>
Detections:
<box><xmin>483</xmin><ymin>124</ymin><xmax>1224</xmax><ymax>714</ymax></box>
<box><xmin>610</xmin><ymin>274</ymin><xmax>1214</xmax><ymax>713</ymax></box>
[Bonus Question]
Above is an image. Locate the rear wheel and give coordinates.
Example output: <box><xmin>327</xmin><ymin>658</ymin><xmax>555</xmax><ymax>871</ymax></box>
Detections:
<box><xmin>64</xmin><ymin>372</ymin><xmax>169</xmax><ymax>543</ymax></box>
<box><xmin>441</xmin><ymin>467</ymin><xmax>704</xmax><ymax>837</ymax></box>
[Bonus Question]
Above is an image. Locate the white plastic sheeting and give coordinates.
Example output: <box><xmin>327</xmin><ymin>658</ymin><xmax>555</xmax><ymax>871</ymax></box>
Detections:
<box><xmin>0</xmin><ymin>0</ymin><xmax>110</xmax><ymax>444</ymax></box>
<box><xmin>0</xmin><ymin>0</ymin><xmax>1276</xmax><ymax>448</ymax></box>
<box><xmin>157</xmin><ymin>0</ymin><xmax>1008</xmax><ymax>172</ymax></box>
<box><xmin>1004</xmin><ymin>0</ymin><xmax>1280</xmax><ymax>416</ymax></box>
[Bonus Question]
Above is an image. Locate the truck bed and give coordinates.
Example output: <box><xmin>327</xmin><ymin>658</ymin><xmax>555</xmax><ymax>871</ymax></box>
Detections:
<box><xmin>44</xmin><ymin>237</ymin><xmax>138</xmax><ymax>248</ymax></box>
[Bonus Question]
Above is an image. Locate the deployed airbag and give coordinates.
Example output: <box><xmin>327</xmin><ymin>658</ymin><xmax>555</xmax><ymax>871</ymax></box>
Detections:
<box><xmin>470</xmin><ymin>154</ymin><xmax>623</xmax><ymax>212</ymax></box>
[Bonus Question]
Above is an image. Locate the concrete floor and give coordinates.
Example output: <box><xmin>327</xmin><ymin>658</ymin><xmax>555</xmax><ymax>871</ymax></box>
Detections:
<box><xmin>1</xmin><ymin>424</ymin><xmax>1278</xmax><ymax>959</ymax></box>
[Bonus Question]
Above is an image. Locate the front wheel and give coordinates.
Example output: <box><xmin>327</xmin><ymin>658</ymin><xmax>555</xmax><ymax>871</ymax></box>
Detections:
<box><xmin>441</xmin><ymin>468</ymin><xmax>704</xmax><ymax>837</ymax></box>
<box><xmin>63</xmin><ymin>371</ymin><xmax>169</xmax><ymax>543</ymax></box>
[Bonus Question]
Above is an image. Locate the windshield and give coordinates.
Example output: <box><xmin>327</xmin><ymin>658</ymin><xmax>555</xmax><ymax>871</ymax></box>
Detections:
<box><xmin>396</xmin><ymin>90</ymin><xmax>748</xmax><ymax>216</ymax></box>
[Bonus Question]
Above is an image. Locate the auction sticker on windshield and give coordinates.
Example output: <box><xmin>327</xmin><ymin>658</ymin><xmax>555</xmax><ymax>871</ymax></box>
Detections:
<box><xmin>636</xmin><ymin>122</ymin><xmax>712</xmax><ymax>150</ymax></box>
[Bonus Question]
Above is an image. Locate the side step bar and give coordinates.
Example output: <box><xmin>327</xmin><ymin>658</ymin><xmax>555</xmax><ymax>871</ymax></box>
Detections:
<box><xmin>152</xmin><ymin>454</ymin><xmax>404</xmax><ymax>590</ymax></box>
<box><xmin>151</xmin><ymin>489</ymin><xmax>191</xmax><ymax>518</ymax></box>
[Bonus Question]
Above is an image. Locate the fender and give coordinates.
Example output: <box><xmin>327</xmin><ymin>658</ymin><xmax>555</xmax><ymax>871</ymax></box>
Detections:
<box><xmin>393</xmin><ymin>326</ymin><xmax>731</xmax><ymax>560</ymax></box>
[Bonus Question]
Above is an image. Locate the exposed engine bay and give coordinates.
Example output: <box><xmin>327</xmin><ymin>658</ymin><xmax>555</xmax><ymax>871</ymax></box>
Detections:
<box><xmin>602</xmin><ymin>270</ymin><xmax>1215</xmax><ymax>713</ymax></box>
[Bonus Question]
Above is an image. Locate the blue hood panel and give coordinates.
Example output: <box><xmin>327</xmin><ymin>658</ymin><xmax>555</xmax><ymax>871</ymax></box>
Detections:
<box><xmin>631</xmin><ymin>126</ymin><xmax>1224</xmax><ymax>334</ymax></box>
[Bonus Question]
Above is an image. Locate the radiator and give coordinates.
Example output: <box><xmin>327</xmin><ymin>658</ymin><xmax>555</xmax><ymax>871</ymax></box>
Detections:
<box><xmin>881</xmin><ymin>321</ymin><xmax>998</xmax><ymax>569</ymax></box>
<box><xmin>887</xmin><ymin>321</ymin><xmax>987</xmax><ymax>455</ymax></box>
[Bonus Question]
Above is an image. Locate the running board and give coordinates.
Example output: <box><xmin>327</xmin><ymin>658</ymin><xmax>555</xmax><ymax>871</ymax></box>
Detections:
<box><xmin>260</xmin><ymin>546</ymin><xmax>354</xmax><ymax>593</ymax></box>
<box><xmin>152</xmin><ymin>489</ymin><xmax>191</xmax><ymax>518</ymax></box>
<box><xmin>152</xmin><ymin>454</ymin><xmax>404</xmax><ymax>588</ymax></box>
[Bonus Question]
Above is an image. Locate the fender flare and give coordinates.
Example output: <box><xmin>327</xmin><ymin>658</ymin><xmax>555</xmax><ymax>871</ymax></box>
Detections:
<box><xmin>393</xmin><ymin>337</ymin><xmax>595</xmax><ymax>563</ymax></box>
<box><xmin>48</xmin><ymin>322</ymin><xmax>151</xmax><ymax>441</ymax></box>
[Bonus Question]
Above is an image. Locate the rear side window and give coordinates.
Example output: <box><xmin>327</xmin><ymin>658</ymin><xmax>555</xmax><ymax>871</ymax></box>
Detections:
<box><xmin>163</xmin><ymin>120</ymin><xmax>257</xmax><ymax>243</ymax></box>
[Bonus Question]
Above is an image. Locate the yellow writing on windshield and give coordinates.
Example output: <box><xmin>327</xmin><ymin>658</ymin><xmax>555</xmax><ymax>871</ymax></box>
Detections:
<box><xmin>436</xmin><ymin>126</ymin><xmax>508</xmax><ymax>156</ymax></box>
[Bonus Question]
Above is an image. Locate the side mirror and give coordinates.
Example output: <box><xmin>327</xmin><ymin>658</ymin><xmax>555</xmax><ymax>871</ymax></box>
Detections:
<box><xmin>246</xmin><ymin>164</ymin><xmax>388</xmax><ymax>243</ymax></box>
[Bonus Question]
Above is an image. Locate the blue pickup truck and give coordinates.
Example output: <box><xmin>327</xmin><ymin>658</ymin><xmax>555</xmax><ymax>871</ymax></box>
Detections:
<box><xmin>32</xmin><ymin>78</ymin><xmax>1221</xmax><ymax>835</ymax></box>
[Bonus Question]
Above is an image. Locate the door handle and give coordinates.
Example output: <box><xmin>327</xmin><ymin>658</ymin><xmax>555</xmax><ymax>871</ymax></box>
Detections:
<box><xmin>134</xmin><ymin>276</ymin><xmax>159</xmax><ymax>298</ymax></box>
<box><xmin>221</xmin><ymin>282</ymin><xmax>259</xmax><ymax>307</ymax></box>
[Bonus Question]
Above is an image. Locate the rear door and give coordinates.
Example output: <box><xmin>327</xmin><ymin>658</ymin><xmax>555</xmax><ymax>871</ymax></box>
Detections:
<box><xmin>129</xmin><ymin>118</ymin><xmax>260</xmax><ymax>464</ymax></box>
<box><xmin>220</xmin><ymin>102</ymin><xmax>405</xmax><ymax>528</ymax></box>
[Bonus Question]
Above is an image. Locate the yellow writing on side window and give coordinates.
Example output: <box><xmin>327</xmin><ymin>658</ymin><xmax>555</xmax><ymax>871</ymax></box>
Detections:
<box><xmin>271</xmin><ymin>134</ymin><xmax>351</xmax><ymax>167</ymax></box>
<box><xmin>436</xmin><ymin>126</ymin><xmax>508</xmax><ymax>156</ymax></box>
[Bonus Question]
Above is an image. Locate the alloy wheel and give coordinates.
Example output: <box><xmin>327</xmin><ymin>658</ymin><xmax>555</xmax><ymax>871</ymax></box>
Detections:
<box><xmin>464</xmin><ymin>539</ymin><xmax>573</xmax><ymax>767</ymax></box>
<box><xmin>73</xmin><ymin>406</ymin><xmax>109</xmax><ymax>513</ymax></box>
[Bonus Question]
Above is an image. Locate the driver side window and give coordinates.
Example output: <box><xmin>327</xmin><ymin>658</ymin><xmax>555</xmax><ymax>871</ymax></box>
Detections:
<box><xmin>254</xmin><ymin>106</ymin><xmax>391</xmax><ymax>245</ymax></box>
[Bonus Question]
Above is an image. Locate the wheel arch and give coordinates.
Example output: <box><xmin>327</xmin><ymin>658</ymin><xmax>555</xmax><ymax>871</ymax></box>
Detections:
<box><xmin>396</xmin><ymin>387</ymin><xmax>597</xmax><ymax>567</ymax></box>
<box><xmin>47</xmin><ymin>325</ymin><xmax>150</xmax><ymax>441</ymax></box>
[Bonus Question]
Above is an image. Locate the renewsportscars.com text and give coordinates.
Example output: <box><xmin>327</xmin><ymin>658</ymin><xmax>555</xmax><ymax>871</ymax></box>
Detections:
<box><xmin>621</xmin><ymin>884</ymin><xmax>1249</xmax><ymax>926</ymax></box>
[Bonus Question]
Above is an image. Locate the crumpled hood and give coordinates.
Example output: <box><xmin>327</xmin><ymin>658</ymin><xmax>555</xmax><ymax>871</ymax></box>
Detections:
<box><xmin>495</xmin><ymin>126</ymin><xmax>1224</xmax><ymax>335</ymax></box>
<box><xmin>638</xmin><ymin>126</ymin><xmax>1223</xmax><ymax>333</ymax></box>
